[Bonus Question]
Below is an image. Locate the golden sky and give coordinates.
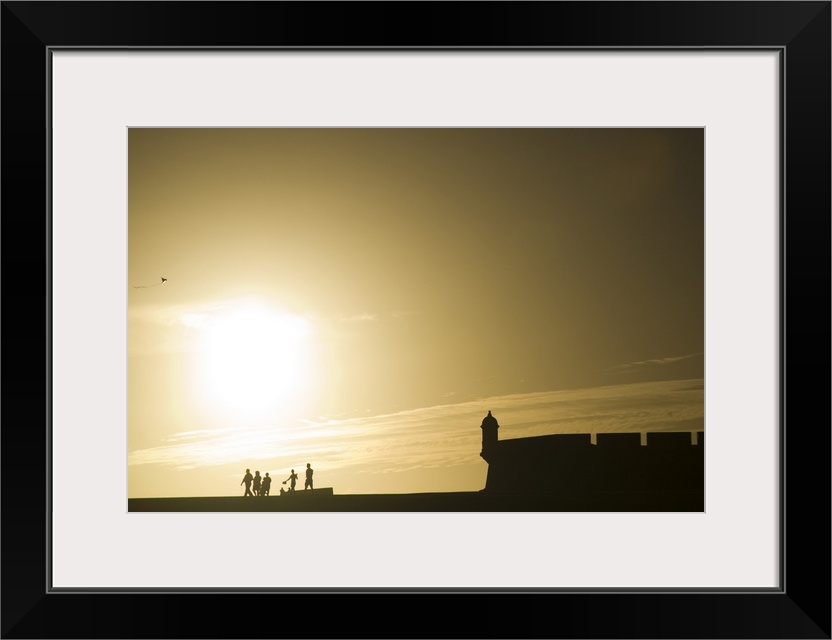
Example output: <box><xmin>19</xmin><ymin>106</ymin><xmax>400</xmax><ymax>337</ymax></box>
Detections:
<box><xmin>128</xmin><ymin>128</ymin><xmax>704</xmax><ymax>498</ymax></box>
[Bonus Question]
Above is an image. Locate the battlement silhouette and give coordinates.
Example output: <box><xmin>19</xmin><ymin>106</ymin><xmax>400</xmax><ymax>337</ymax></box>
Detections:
<box><xmin>479</xmin><ymin>411</ymin><xmax>704</xmax><ymax>500</ymax></box>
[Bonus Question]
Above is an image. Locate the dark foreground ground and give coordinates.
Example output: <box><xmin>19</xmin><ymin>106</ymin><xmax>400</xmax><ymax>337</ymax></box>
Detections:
<box><xmin>128</xmin><ymin>489</ymin><xmax>704</xmax><ymax>512</ymax></box>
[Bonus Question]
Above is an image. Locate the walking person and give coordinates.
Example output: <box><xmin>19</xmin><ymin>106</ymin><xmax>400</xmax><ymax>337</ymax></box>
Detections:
<box><xmin>253</xmin><ymin>471</ymin><xmax>262</xmax><ymax>496</ymax></box>
<box><xmin>241</xmin><ymin>469</ymin><xmax>254</xmax><ymax>497</ymax></box>
<box><xmin>262</xmin><ymin>472</ymin><xmax>272</xmax><ymax>497</ymax></box>
<box><xmin>283</xmin><ymin>469</ymin><xmax>298</xmax><ymax>492</ymax></box>
<box><xmin>304</xmin><ymin>463</ymin><xmax>314</xmax><ymax>491</ymax></box>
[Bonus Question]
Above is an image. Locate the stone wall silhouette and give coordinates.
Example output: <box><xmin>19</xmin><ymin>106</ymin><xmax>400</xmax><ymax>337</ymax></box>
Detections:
<box><xmin>480</xmin><ymin>413</ymin><xmax>704</xmax><ymax>496</ymax></box>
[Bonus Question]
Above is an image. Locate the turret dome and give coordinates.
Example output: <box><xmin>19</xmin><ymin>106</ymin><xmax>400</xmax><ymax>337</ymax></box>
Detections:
<box><xmin>481</xmin><ymin>410</ymin><xmax>499</xmax><ymax>430</ymax></box>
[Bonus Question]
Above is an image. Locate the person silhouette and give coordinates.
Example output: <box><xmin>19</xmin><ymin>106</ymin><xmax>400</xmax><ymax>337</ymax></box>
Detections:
<box><xmin>253</xmin><ymin>471</ymin><xmax>262</xmax><ymax>496</ymax></box>
<box><xmin>262</xmin><ymin>472</ymin><xmax>272</xmax><ymax>496</ymax></box>
<box><xmin>283</xmin><ymin>469</ymin><xmax>298</xmax><ymax>492</ymax></box>
<box><xmin>241</xmin><ymin>469</ymin><xmax>254</xmax><ymax>497</ymax></box>
<box><xmin>305</xmin><ymin>463</ymin><xmax>314</xmax><ymax>491</ymax></box>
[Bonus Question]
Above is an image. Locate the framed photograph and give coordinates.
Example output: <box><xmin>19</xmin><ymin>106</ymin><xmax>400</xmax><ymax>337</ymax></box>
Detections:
<box><xmin>3</xmin><ymin>2</ymin><xmax>829</xmax><ymax>638</ymax></box>
<box><xmin>124</xmin><ymin>125</ymin><xmax>706</xmax><ymax>516</ymax></box>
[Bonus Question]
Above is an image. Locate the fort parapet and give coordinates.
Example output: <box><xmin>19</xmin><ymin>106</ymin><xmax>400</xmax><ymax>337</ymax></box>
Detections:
<box><xmin>479</xmin><ymin>411</ymin><xmax>704</xmax><ymax>498</ymax></box>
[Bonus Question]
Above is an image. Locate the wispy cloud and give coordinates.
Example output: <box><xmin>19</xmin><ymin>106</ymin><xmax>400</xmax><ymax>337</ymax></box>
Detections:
<box><xmin>338</xmin><ymin>310</ymin><xmax>419</xmax><ymax>323</ymax></box>
<box><xmin>609</xmin><ymin>353</ymin><xmax>703</xmax><ymax>374</ymax></box>
<box><xmin>161</xmin><ymin>427</ymin><xmax>242</xmax><ymax>443</ymax></box>
<box><xmin>338</xmin><ymin>312</ymin><xmax>378</xmax><ymax>323</ymax></box>
<box><xmin>129</xmin><ymin>379</ymin><xmax>704</xmax><ymax>480</ymax></box>
<box><xmin>129</xmin><ymin>297</ymin><xmax>315</xmax><ymax>355</ymax></box>
<box><xmin>129</xmin><ymin>298</ymin><xmax>254</xmax><ymax>355</ymax></box>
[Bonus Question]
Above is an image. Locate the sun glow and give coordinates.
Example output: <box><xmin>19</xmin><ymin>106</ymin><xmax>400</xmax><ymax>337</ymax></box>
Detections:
<box><xmin>195</xmin><ymin>303</ymin><xmax>311</xmax><ymax>418</ymax></box>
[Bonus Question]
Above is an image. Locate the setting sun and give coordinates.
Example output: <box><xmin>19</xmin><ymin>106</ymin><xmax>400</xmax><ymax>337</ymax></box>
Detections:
<box><xmin>195</xmin><ymin>303</ymin><xmax>311</xmax><ymax>418</ymax></box>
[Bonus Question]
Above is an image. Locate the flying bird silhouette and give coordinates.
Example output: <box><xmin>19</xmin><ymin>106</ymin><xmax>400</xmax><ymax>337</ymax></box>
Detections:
<box><xmin>134</xmin><ymin>277</ymin><xmax>168</xmax><ymax>289</ymax></box>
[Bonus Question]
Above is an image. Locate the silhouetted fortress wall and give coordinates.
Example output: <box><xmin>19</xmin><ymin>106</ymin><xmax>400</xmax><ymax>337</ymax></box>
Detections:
<box><xmin>479</xmin><ymin>411</ymin><xmax>704</xmax><ymax>495</ymax></box>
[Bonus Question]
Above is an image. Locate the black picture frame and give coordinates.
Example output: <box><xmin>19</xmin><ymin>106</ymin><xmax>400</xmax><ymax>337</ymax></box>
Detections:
<box><xmin>2</xmin><ymin>2</ymin><xmax>829</xmax><ymax>638</ymax></box>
